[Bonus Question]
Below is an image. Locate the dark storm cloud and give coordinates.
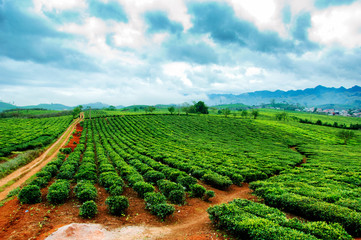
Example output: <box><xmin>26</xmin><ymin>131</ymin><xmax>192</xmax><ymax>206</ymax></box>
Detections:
<box><xmin>187</xmin><ymin>1</ymin><xmax>295</xmax><ymax>54</ymax></box>
<box><xmin>164</xmin><ymin>37</ymin><xmax>218</xmax><ymax>64</ymax></box>
<box><xmin>0</xmin><ymin>0</ymin><xmax>99</xmax><ymax>71</ymax></box>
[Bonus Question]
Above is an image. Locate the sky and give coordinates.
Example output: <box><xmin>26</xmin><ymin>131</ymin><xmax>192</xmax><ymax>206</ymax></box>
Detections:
<box><xmin>0</xmin><ymin>0</ymin><xmax>361</xmax><ymax>106</ymax></box>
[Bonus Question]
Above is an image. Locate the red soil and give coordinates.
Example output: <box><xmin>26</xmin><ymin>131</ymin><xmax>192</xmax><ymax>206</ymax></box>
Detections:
<box><xmin>0</xmin><ymin>180</ymin><xmax>256</xmax><ymax>240</ymax></box>
<box><xmin>64</xmin><ymin>124</ymin><xmax>83</xmax><ymax>151</ymax></box>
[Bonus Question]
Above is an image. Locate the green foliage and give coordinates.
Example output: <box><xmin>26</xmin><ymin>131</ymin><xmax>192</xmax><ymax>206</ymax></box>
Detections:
<box><xmin>201</xmin><ymin>172</ymin><xmax>232</xmax><ymax>190</ymax></box>
<box><xmin>203</xmin><ymin>190</ymin><xmax>215</xmax><ymax>201</ymax></box>
<box><xmin>149</xmin><ymin>204</ymin><xmax>175</xmax><ymax>220</ymax></box>
<box><xmin>207</xmin><ymin>199</ymin><xmax>352</xmax><ymax>240</ymax></box>
<box><xmin>79</xmin><ymin>200</ymin><xmax>98</xmax><ymax>219</ymax></box>
<box><xmin>47</xmin><ymin>180</ymin><xmax>70</xmax><ymax>204</ymax></box>
<box><xmin>176</xmin><ymin>175</ymin><xmax>197</xmax><ymax>190</ymax></box>
<box><xmin>157</xmin><ymin>180</ymin><xmax>183</xmax><ymax>198</ymax></box>
<box><xmin>60</xmin><ymin>147</ymin><xmax>72</xmax><ymax>154</ymax></box>
<box><xmin>190</xmin><ymin>184</ymin><xmax>206</xmax><ymax>198</ymax></box>
<box><xmin>29</xmin><ymin>177</ymin><xmax>48</xmax><ymax>188</ymax></box>
<box><xmin>72</xmin><ymin>105</ymin><xmax>83</xmax><ymax>118</ymax></box>
<box><xmin>105</xmin><ymin>196</ymin><xmax>129</xmax><ymax>215</ymax></box>
<box><xmin>0</xmin><ymin>116</ymin><xmax>72</xmax><ymax>158</ymax></box>
<box><xmin>74</xmin><ymin>181</ymin><xmax>97</xmax><ymax>202</ymax></box>
<box><xmin>133</xmin><ymin>182</ymin><xmax>155</xmax><ymax>198</ymax></box>
<box><xmin>168</xmin><ymin>106</ymin><xmax>175</xmax><ymax>114</ymax></box>
<box><xmin>108</xmin><ymin>184</ymin><xmax>124</xmax><ymax>196</ymax></box>
<box><xmin>240</xmin><ymin>110</ymin><xmax>248</xmax><ymax>118</ymax></box>
<box><xmin>18</xmin><ymin>185</ymin><xmax>42</xmax><ymax>204</ymax></box>
<box><xmin>99</xmin><ymin>172</ymin><xmax>124</xmax><ymax>189</ymax></box>
<box><xmin>168</xmin><ymin>190</ymin><xmax>186</xmax><ymax>205</ymax></box>
<box><xmin>143</xmin><ymin>170</ymin><xmax>165</xmax><ymax>185</ymax></box>
<box><xmin>194</xmin><ymin>101</ymin><xmax>209</xmax><ymax>114</ymax></box>
<box><xmin>0</xmin><ymin>149</ymin><xmax>42</xmax><ymax>179</ymax></box>
<box><xmin>337</xmin><ymin>130</ymin><xmax>355</xmax><ymax>144</ymax></box>
<box><xmin>144</xmin><ymin>192</ymin><xmax>167</xmax><ymax>209</ymax></box>
<box><xmin>275</xmin><ymin>112</ymin><xmax>288</xmax><ymax>121</ymax></box>
<box><xmin>251</xmin><ymin>109</ymin><xmax>259</xmax><ymax>119</ymax></box>
<box><xmin>222</xmin><ymin>108</ymin><xmax>231</xmax><ymax>118</ymax></box>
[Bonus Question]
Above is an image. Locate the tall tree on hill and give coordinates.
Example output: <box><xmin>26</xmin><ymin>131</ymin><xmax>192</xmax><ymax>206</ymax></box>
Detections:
<box><xmin>251</xmin><ymin>109</ymin><xmax>259</xmax><ymax>119</ymax></box>
<box><xmin>168</xmin><ymin>106</ymin><xmax>175</xmax><ymax>115</ymax></box>
<box><xmin>194</xmin><ymin>101</ymin><xmax>209</xmax><ymax>114</ymax></box>
<box><xmin>72</xmin><ymin>105</ymin><xmax>83</xmax><ymax>119</ymax></box>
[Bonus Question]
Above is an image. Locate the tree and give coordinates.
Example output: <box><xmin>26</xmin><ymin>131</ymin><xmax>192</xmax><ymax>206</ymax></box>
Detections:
<box><xmin>168</xmin><ymin>106</ymin><xmax>175</xmax><ymax>115</ymax></box>
<box><xmin>223</xmin><ymin>108</ymin><xmax>231</xmax><ymax>118</ymax></box>
<box><xmin>275</xmin><ymin>112</ymin><xmax>288</xmax><ymax>121</ymax></box>
<box><xmin>241</xmin><ymin>110</ymin><xmax>248</xmax><ymax>118</ymax></box>
<box><xmin>72</xmin><ymin>105</ymin><xmax>83</xmax><ymax>119</ymax></box>
<box><xmin>194</xmin><ymin>101</ymin><xmax>209</xmax><ymax>114</ymax></box>
<box><xmin>148</xmin><ymin>106</ymin><xmax>155</xmax><ymax>113</ymax></box>
<box><xmin>181</xmin><ymin>103</ymin><xmax>195</xmax><ymax>115</ymax></box>
<box><xmin>337</xmin><ymin>130</ymin><xmax>355</xmax><ymax>145</ymax></box>
<box><xmin>251</xmin><ymin>109</ymin><xmax>259</xmax><ymax>119</ymax></box>
<box><xmin>107</xmin><ymin>105</ymin><xmax>116</xmax><ymax>111</ymax></box>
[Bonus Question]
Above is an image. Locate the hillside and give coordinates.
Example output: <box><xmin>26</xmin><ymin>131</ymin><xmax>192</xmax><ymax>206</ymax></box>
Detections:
<box><xmin>207</xmin><ymin>85</ymin><xmax>361</xmax><ymax>107</ymax></box>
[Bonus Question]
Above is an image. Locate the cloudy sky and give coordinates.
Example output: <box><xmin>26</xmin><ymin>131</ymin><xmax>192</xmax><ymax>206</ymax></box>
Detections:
<box><xmin>0</xmin><ymin>0</ymin><xmax>361</xmax><ymax>106</ymax></box>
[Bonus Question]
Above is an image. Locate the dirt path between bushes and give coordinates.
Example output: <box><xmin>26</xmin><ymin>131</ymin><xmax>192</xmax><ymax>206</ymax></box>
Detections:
<box><xmin>42</xmin><ymin>183</ymin><xmax>257</xmax><ymax>240</ymax></box>
<box><xmin>0</xmin><ymin>115</ymin><xmax>82</xmax><ymax>201</ymax></box>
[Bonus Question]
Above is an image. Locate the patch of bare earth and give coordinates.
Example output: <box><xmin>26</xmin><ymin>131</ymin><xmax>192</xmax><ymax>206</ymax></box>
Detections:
<box><xmin>0</xmin><ymin>180</ymin><xmax>256</xmax><ymax>240</ymax></box>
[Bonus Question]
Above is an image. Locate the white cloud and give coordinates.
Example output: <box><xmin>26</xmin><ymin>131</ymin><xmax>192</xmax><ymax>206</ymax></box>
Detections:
<box><xmin>33</xmin><ymin>0</ymin><xmax>87</xmax><ymax>13</ymax></box>
<box><xmin>245</xmin><ymin>67</ymin><xmax>263</xmax><ymax>76</ymax></box>
<box><xmin>162</xmin><ymin>62</ymin><xmax>193</xmax><ymax>87</ymax></box>
<box><xmin>309</xmin><ymin>1</ymin><xmax>361</xmax><ymax>48</ymax></box>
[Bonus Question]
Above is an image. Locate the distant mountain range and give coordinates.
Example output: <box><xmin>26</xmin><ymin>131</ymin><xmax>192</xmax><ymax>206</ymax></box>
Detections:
<box><xmin>0</xmin><ymin>102</ymin><xmax>123</xmax><ymax>112</ymax></box>
<box><xmin>1</xmin><ymin>85</ymin><xmax>360</xmax><ymax>112</ymax></box>
<box><xmin>207</xmin><ymin>85</ymin><xmax>361</xmax><ymax>108</ymax></box>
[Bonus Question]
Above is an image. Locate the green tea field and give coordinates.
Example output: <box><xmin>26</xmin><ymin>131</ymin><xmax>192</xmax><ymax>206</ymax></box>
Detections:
<box><xmin>0</xmin><ymin>111</ymin><xmax>360</xmax><ymax>239</ymax></box>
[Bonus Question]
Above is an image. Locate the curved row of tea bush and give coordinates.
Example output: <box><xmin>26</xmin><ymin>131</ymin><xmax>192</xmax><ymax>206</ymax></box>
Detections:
<box><xmin>207</xmin><ymin>199</ymin><xmax>352</xmax><ymax>240</ymax></box>
<box><xmin>250</xmin><ymin>143</ymin><xmax>361</xmax><ymax>236</ymax></box>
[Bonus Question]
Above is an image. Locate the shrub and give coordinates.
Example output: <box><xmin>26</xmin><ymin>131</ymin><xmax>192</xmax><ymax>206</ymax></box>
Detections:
<box><xmin>144</xmin><ymin>192</ymin><xmax>167</xmax><ymax>209</ymax></box>
<box><xmin>144</xmin><ymin>170</ymin><xmax>165</xmax><ymax>184</ymax></box>
<box><xmin>60</xmin><ymin>148</ymin><xmax>72</xmax><ymax>154</ymax></box>
<box><xmin>127</xmin><ymin>173</ymin><xmax>144</xmax><ymax>186</ymax></box>
<box><xmin>47</xmin><ymin>180</ymin><xmax>70</xmax><ymax>204</ymax></box>
<box><xmin>18</xmin><ymin>185</ymin><xmax>42</xmax><ymax>204</ymax></box>
<box><xmin>177</xmin><ymin>175</ymin><xmax>197</xmax><ymax>190</ymax></box>
<box><xmin>150</xmin><ymin>204</ymin><xmax>175</xmax><ymax>220</ymax></box>
<box><xmin>169</xmin><ymin>190</ymin><xmax>186</xmax><ymax>205</ymax></box>
<box><xmin>190</xmin><ymin>184</ymin><xmax>206</xmax><ymax>198</ymax></box>
<box><xmin>48</xmin><ymin>158</ymin><xmax>63</xmax><ymax>168</ymax></box>
<box><xmin>133</xmin><ymin>182</ymin><xmax>154</xmax><ymax>198</ymax></box>
<box><xmin>203</xmin><ymin>190</ymin><xmax>215</xmax><ymax>201</ymax></box>
<box><xmin>157</xmin><ymin>180</ymin><xmax>183</xmax><ymax>197</ymax></box>
<box><xmin>77</xmin><ymin>189</ymin><xmax>97</xmax><ymax>202</ymax></box>
<box><xmin>99</xmin><ymin>172</ymin><xmax>124</xmax><ymax>189</ymax></box>
<box><xmin>36</xmin><ymin>170</ymin><xmax>52</xmax><ymax>182</ymax></box>
<box><xmin>79</xmin><ymin>200</ymin><xmax>97</xmax><ymax>218</ymax></box>
<box><xmin>29</xmin><ymin>177</ymin><xmax>48</xmax><ymax>188</ymax></box>
<box><xmin>57</xmin><ymin>164</ymin><xmax>76</xmax><ymax>179</ymax></box>
<box><xmin>201</xmin><ymin>173</ymin><xmax>232</xmax><ymax>190</ymax></box>
<box><xmin>109</xmin><ymin>184</ymin><xmax>123</xmax><ymax>196</ymax></box>
<box><xmin>105</xmin><ymin>196</ymin><xmax>129</xmax><ymax>215</ymax></box>
<box><xmin>74</xmin><ymin>182</ymin><xmax>97</xmax><ymax>203</ymax></box>
<box><xmin>75</xmin><ymin>169</ymin><xmax>97</xmax><ymax>182</ymax></box>
<box><xmin>42</xmin><ymin>164</ymin><xmax>58</xmax><ymax>177</ymax></box>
